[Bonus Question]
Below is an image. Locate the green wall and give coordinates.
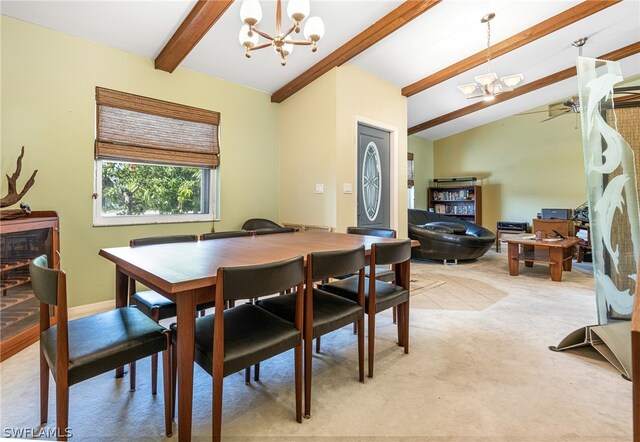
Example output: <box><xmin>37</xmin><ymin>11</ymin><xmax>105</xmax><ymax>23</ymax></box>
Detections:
<box><xmin>408</xmin><ymin>135</ymin><xmax>434</xmax><ymax>210</ymax></box>
<box><xmin>433</xmin><ymin>109</ymin><xmax>586</xmax><ymax>230</ymax></box>
<box><xmin>1</xmin><ymin>16</ymin><xmax>280</xmax><ymax>306</ymax></box>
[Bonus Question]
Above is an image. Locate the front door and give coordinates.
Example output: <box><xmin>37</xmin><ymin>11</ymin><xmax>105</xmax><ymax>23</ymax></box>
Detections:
<box><xmin>357</xmin><ymin>123</ymin><xmax>390</xmax><ymax>229</ymax></box>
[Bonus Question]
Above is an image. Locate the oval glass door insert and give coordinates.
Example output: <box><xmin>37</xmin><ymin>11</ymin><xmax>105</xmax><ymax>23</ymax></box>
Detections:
<box><xmin>362</xmin><ymin>141</ymin><xmax>382</xmax><ymax>222</ymax></box>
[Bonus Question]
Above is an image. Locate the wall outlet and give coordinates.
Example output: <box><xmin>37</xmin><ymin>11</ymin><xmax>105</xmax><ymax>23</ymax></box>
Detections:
<box><xmin>315</xmin><ymin>183</ymin><xmax>324</xmax><ymax>194</ymax></box>
<box><xmin>343</xmin><ymin>183</ymin><xmax>353</xmax><ymax>194</ymax></box>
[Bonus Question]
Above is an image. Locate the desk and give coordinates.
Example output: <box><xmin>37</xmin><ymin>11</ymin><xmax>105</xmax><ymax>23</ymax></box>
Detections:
<box><xmin>506</xmin><ymin>237</ymin><xmax>581</xmax><ymax>282</ymax></box>
<box><xmin>100</xmin><ymin>231</ymin><xmax>413</xmax><ymax>441</ymax></box>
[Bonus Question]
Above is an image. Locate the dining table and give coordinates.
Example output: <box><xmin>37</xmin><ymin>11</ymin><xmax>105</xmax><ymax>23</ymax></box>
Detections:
<box><xmin>99</xmin><ymin>230</ymin><xmax>414</xmax><ymax>441</ymax></box>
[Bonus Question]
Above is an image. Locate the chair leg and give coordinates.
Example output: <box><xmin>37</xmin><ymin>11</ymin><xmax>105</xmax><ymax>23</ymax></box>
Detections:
<box><xmin>403</xmin><ymin>301</ymin><xmax>410</xmax><ymax>354</ymax></box>
<box><xmin>304</xmin><ymin>334</ymin><xmax>312</xmax><ymax>418</ymax></box>
<box><xmin>212</xmin><ymin>376</ymin><xmax>223</xmax><ymax>442</ymax></box>
<box><xmin>245</xmin><ymin>367</ymin><xmax>251</xmax><ymax>385</ymax></box>
<box><xmin>357</xmin><ymin>318</ymin><xmax>364</xmax><ymax>383</ymax></box>
<box><xmin>353</xmin><ymin>321</ymin><xmax>357</xmax><ymax>334</ymax></box>
<box><xmin>368</xmin><ymin>313</ymin><xmax>375</xmax><ymax>378</ymax></box>
<box><xmin>392</xmin><ymin>305</ymin><xmax>397</xmax><ymax>324</ymax></box>
<box><xmin>254</xmin><ymin>363</ymin><xmax>260</xmax><ymax>382</ymax></box>
<box><xmin>162</xmin><ymin>335</ymin><xmax>172</xmax><ymax>437</ymax></box>
<box><xmin>56</xmin><ymin>380</ymin><xmax>69</xmax><ymax>441</ymax></box>
<box><xmin>151</xmin><ymin>355</ymin><xmax>158</xmax><ymax>395</ymax></box>
<box><xmin>396</xmin><ymin>302</ymin><xmax>405</xmax><ymax>347</ymax></box>
<box><xmin>315</xmin><ymin>336</ymin><xmax>321</xmax><ymax>353</ymax></box>
<box><xmin>40</xmin><ymin>348</ymin><xmax>49</xmax><ymax>424</ymax></box>
<box><xmin>171</xmin><ymin>340</ymin><xmax>177</xmax><ymax>420</ymax></box>
<box><xmin>295</xmin><ymin>343</ymin><xmax>302</xmax><ymax>423</ymax></box>
<box><xmin>151</xmin><ymin>308</ymin><xmax>160</xmax><ymax>395</ymax></box>
<box><xmin>129</xmin><ymin>361</ymin><xmax>136</xmax><ymax>392</ymax></box>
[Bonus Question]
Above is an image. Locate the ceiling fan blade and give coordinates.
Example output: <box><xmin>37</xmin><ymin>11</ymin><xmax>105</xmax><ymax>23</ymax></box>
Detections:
<box><xmin>540</xmin><ymin>109</ymin><xmax>571</xmax><ymax>122</ymax></box>
<box><xmin>515</xmin><ymin>110</ymin><xmax>551</xmax><ymax>116</ymax></box>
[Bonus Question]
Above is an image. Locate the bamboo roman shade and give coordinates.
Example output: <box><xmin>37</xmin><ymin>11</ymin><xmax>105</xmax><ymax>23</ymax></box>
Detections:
<box><xmin>95</xmin><ymin>87</ymin><xmax>220</xmax><ymax>167</ymax></box>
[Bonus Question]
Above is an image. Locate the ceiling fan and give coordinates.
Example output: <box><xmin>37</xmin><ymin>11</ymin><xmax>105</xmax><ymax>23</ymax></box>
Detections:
<box><xmin>516</xmin><ymin>87</ymin><xmax>640</xmax><ymax>123</ymax></box>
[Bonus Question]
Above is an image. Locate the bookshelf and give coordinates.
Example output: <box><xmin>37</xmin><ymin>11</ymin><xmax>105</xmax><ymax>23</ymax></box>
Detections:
<box><xmin>428</xmin><ymin>185</ymin><xmax>482</xmax><ymax>224</ymax></box>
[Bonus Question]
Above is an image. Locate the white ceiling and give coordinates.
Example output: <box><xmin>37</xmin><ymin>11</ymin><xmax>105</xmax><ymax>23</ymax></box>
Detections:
<box><xmin>2</xmin><ymin>0</ymin><xmax>639</xmax><ymax>140</ymax></box>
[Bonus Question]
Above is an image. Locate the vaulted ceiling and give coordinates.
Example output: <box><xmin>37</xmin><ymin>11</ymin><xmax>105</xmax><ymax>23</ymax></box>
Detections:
<box><xmin>3</xmin><ymin>0</ymin><xmax>639</xmax><ymax>140</ymax></box>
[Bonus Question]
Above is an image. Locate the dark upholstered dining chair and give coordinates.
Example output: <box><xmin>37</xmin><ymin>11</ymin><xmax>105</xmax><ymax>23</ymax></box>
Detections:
<box><xmin>241</xmin><ymin>218</ymin><xmax>295</xmax><ymax>235</ymax></box>
<box><xmin>319</xmin><ymin>240</ymin><xmax>412</xmax><ymax>377</ymax></box>
<box><xmin>171</xmin><ymin>256</ymin><xmax>305</xmax><ymax>442</ymax></box>
<box><xmin>128</xmin><ymin>234</ymin><xmax>208</xmax><ymax>395</ymax></box>
<box><xmin>256</xmin><ymin>246</ymin><xmax>366</xmax><ymax>418</ymax></box>
<box><xmin>30</xmin><ymin>255</ymin><xmax>171</xmax><ymax>440</ymax></box>
<box><xmin>346</xmin><ymin>226</ymin><xmax>397</xmax><ymax>282</ymax></box>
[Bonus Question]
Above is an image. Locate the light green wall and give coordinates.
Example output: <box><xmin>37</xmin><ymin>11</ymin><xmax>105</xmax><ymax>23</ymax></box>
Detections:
<box><xmin>1</xmin><ymin>16</ymin><xmax>280</xmax><ymax>307</ymax></box>
<box><xmin>278</xmin><ymin>69</ymin><xmax>337</xmax><ymax>227</ymax></box>
<box><xmin>433</xmin><ymin>109</ymin><xmax>586</xmax><ymax>230</ymax></box>
<box><xmin>279</xmin><ymin>64</ymin><xmax>408</xmax><ymax>237</ymax></box>
<box><xmin>408</xmin><ymin>135</ymin><xmax>434</xmax><ymax>210</ymax></box>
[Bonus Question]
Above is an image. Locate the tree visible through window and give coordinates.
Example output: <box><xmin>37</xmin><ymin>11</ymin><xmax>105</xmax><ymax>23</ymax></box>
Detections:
<box><xmin>101</xmin><ymin>161</ymin><xmax>208</xmax><ymax>216</ymax></box>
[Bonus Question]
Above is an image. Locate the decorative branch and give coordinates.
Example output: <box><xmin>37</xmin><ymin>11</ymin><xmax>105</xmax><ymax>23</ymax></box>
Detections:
<box><xmin>0</xmin><ymin>146</ymin><xmax>38</xmax><ymax>208</ymax></box>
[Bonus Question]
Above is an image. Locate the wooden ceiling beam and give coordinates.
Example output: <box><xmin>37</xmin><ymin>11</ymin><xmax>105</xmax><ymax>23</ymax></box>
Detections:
<box><xmin>155</xmin><ymin>0</ymin><xmax>234</xmax><ymax>73</ymax></box>
<box><xmin>271</xmin><ymin>0</ymin><xmax>441</xmax><ymax>104</ymax></box>
<box><xmin>408</xmin><ymin>41</ymin><xmax>640</xmax><ymax>135</ymax></box>
<box><xmin>402</xmin><ymin>0</ymin><xmax>621</xmax><ymax>98</ymax></box>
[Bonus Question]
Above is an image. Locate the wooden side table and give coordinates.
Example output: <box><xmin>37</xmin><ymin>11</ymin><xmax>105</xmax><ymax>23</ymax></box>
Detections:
<box><xmin>506</xmin><ymin>237</ymin><xmax>582</xmax><ymax>282</ymax></box>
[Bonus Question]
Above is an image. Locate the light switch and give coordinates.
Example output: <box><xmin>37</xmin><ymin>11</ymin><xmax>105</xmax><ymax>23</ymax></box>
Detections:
<box><xmin>343</xmin><ymin>183</ymin><xmax>353</xmax><ymax>194</ymax></box>
<box><xmin>315</xmin><ymin>183</ymin><xmax>324</xmax><ymax>194</ymax></box>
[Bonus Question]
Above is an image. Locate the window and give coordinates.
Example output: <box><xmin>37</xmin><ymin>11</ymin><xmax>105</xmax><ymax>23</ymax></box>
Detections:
<box><xmin>93</xmin><ymin>87</ymin><xmax>220</xmax><ymax>226</ymax></box>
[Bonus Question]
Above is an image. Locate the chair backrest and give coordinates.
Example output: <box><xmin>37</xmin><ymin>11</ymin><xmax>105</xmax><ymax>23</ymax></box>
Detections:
<box><xmin>241</xmin><ymin>218</ymin><xmax>282</xmax><ymax>230</ymax></box>
<box><xmin>130</xmin><ymin>234</ymin><xmax>197</xmax><ymax>247</ymax></box>
<box><xmin>347</xmin><ymin>226</ymin><xmax>397</xmax><ymax>239</ymax></box>
<box><xmin>372</xmin><ymin>240</ymin><xmax>412</xmax><ymax>266</ymax></box>
<box><xmin>254</xmin><ymin>227</ymin><xmax>296</xmax><ymax>235</ymax></box>
<box><xmin>309</xmin><ymin>246</ymin><xmax>365</xmax><ymax>282</ymax></box>
<box><xmin>30</xmin><ymin>254</ymin><xmax>70</xmax><ymax>373</ymax></box>
<box><xmin>200</xmin><ymin>231</ymin><xmax>250</xmax><ymax>241</ymax></box>
<box><xmin>219</xmin><ymin>256</ymin><xmax>304</xmax><ymax>302</ymax></box>
<box><xmin>29</xmin><ymin>254</ymin><xmax>61</xmax><ymax>306</ymax></box>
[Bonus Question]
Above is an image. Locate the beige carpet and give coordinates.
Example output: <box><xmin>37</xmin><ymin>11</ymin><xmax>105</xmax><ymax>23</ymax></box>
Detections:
<box><xmin>0</xmin><ymin>250</ymin><xmax>630</xmax><ymax>441</ymax></box>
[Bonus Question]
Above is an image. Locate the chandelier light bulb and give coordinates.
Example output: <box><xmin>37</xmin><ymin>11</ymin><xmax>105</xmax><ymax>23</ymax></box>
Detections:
<box><xmin>239</xmin><ymin>24</ymin><xmax>258</xmax><ymax>47</ymax></box>
<box><xmin>304</xmin><ymin>16</ymin><xmax>325</xmax><ymax>42</ymax></box>
<box><xmin>287</xmin><ymin>0</ymin><xmax>310</xmax><ymax>23</ymax></box>
<box><xmin>483</xmin><ymin>94</ymin><xmax>495</xmax><ymax>102</ymax></box>
<box><xmin>283</xmin><ymin>35</ymin><xmax>294</xmax><ymax>55</ymax></box>
<box><xmin>240</xmin><ymin>0</ymin><xmax>262</xmax><ymax>26</ymax></box>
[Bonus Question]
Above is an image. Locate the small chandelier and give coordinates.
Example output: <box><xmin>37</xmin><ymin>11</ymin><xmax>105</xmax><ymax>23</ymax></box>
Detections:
<box><xmin>457</xmin><ymin>13</ymin><xmax>523</xmax><ymax>101</ymax></box>
<box><xmin>239</xmin><ymin>0</ymin><xmax>325</xmax><ymax>66</ymax></box>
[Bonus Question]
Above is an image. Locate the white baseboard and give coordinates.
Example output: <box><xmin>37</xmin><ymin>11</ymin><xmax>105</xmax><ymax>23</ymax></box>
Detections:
<box><xmin>68</xmin><ymin>299</ymin><xmax>115</xmax><ymax>319</ymax></box>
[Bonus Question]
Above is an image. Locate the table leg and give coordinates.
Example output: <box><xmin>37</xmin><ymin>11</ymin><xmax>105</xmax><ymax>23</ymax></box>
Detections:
<box><xmin>523</xmin><ymin>244</ymin><xmax>534</xmax><ymax>268</ymax></box>
<box><xmin>177</xmin><ymin>291</ymin><xmax>197</xmax><ymax>442</ymax></box>
<box><xmin>549</xmin><ymin>247</ymin><xmax>563</xmax><ymax>282</ymax></box>
<box><xmin>563</xmin><ymin>247</ymin><xmax>574</xmax><ymax>271</ymax></box>
<box><xmin>115</xmin><ymin>268</ymin><xmax>128</xmax><ymax>378</ymax></box>
<box><xmin>507</xmin><ymin>243</ymin><xmax>520</xmax><ymax>276</ymax></box>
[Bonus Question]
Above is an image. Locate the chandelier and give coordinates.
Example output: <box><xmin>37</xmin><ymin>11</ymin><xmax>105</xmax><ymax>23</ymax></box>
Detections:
<box><xmin>239</xmin><ymin>0</ymin><xmax>325</xmax><ymax>66</ymax></box>
<box><xmin>457</xmin><ymin>13</ymin><xmax>523</xmax><ymax>101</ymax></box>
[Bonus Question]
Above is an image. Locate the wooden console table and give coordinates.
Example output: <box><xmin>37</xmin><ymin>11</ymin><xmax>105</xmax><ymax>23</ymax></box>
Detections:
<box><xmin>506</xmin><ymin>236</ymin><xmax>581</xmax><ymax>282</ymax></box>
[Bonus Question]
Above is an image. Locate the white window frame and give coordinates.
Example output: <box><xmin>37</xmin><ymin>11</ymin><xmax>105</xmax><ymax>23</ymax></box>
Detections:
<box><xmin>93</xmin><ymin>159</ymin><xmax>219</xmax><ymax>226</ymax></box>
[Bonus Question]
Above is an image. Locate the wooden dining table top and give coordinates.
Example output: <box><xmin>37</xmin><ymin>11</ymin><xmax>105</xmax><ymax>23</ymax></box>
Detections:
<box><xmin>99</xmin><ymin>230</ymin><xmax>417</xmax><ymax>294</ymax></box>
